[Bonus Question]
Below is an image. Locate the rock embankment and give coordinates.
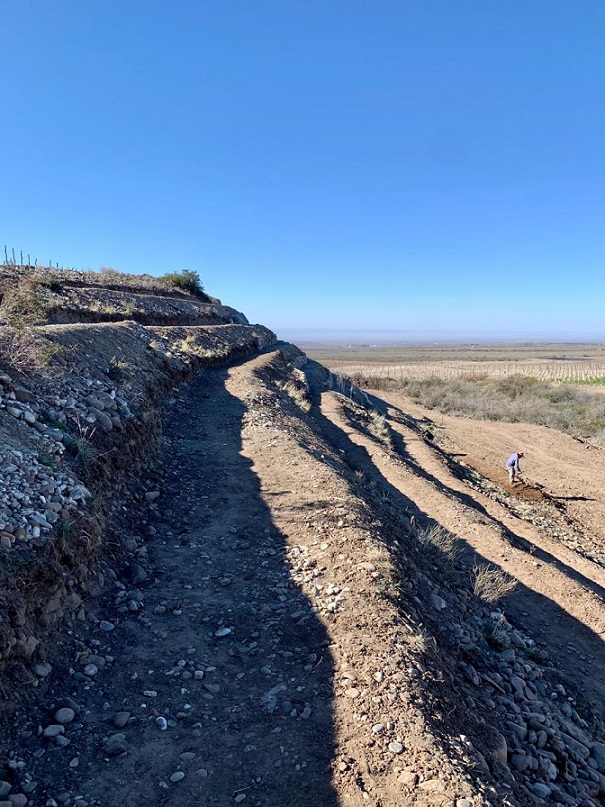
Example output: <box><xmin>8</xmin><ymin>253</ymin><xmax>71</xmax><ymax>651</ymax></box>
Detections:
<box><xmin>0</xmin><ymin>264</ymin><xmax>275</xmax><ymax>688</ymax></box>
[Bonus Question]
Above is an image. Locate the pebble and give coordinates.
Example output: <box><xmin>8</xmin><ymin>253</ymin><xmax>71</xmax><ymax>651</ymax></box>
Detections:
<box><xmin>530</xmin><ymin>783</ymin><xmax>552</xmax><ymax>798</ymax></box>
<box><xmin>42</xmin><ymin>725</ymin><xmax>64</xmax><ymax>738</ymax></box>
<box><xmin>155</xmin><ymin>717</ymin><xmax>168</xmax><ymax>731</ymax></box>
<box><xmin>99</xmin><ymin>621</ymin><xmax>114</xmax><ymax>632</ymax></box>
<box><xmin>33</xmin><ymin>663</ymin><xmax>52</xmax><ymax>678</ymax></box>
<box><xmin>0</xmin><ymin>785</ymin><xmax>10</xmax><ymax>799</ymax></box>
<box><xmin>102</xmin><ymin>733</ymin><xmax>128</xmax><ymax>756</ymax></box>
<box><xmin>54</xmin><ymin>708</ymin><xmax>75</xmax><ymax>725</ymax></box>
<box><xmin>215</xmin><ymin>627</ymin><xmax>232</xmax><ymax>637</ymax></box>
<box><xmin>113</xmin><ymin>712</ymin><xmax>131</xmax><ymax>729</ymax></box>
<box><xmin>169</xmin><ymin>772</ymin><xmax>185</xmax><ymax>783</ymax></box>
<box><xmin>82</xmin><ymin>664</ymin><xmax>99</xmax><ymax>677</ymax></box>
<box><xmin>430</xmin><ymin>593</ymin><xmax>447</xmax><ymax>610</ymax></box>
<box><xmin>388</xmin><ymin>741</ymin><xmax>404</xmax><ymax>754</ymax></box>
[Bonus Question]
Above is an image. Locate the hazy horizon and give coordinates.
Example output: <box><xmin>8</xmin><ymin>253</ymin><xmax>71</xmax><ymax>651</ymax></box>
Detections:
<box><xmin>277</xmin><ymin>327</ymin><xmax>605</xmax><ymax>347</ymax></box>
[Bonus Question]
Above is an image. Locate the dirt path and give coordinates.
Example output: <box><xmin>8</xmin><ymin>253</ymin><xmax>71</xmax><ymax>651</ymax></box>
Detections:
<box><xmin>5</xmin><ymin>351</ymin><xmax>605</xmax><ymax>807</ymax></box>
<box><xmin>6</xmin><ymin>351</ymin><xmax>504</xmax><ymax>807</ymax></box>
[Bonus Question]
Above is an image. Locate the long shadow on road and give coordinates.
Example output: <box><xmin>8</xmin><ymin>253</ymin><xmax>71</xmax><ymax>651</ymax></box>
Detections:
<box><xmin>82</xmin><ymin>363</ymin><xmax>338</xmax><ymax>807</ymax></box>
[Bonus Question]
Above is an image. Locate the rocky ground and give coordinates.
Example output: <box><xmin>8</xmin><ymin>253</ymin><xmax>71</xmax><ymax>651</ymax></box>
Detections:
<box><xmin>1</xmin><ymin>266</ymin><xmax>605</xmax><ymax>806</ymax></box>
<box><xmin>0</xmin><ymin>347</ymin><xmax>604</xmax><ymax>806</ymax></box>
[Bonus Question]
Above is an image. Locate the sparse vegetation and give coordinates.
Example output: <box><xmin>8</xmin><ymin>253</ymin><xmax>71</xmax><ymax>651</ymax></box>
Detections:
<box><xmin>0</xmin><ymin>327</ymin><xmax>62</xmax><ymax>374</ymax></box>
<box><xmin>367</xmin><ymin>410</ymin><xmax>392</xmax><ymax>448</ymax></box>
<box><xmin>416</xmin><ymin>524</ymin><xmax>460</xmax><ymax>560</ymax></box>
<box><xmin>523</xmin><ymin>646</ymin><xmax>551</xmax><ymax>665</ymax></box>
<box><xmin>64</xmin><ymin>431</ymin><xmax>99</xmax><ymax>476</ymax></box>
<box><xmin>407</xmin><ymin>629</ymin><xmax>435</xmax><ymax>655</ymax></box>
<box><xmin>107</xmin><ymin>357</ymin><xmax>132</xmax><ymax>382</ymax></box>
<box><xmin>0</xmin><ymin>280</ymin><xmax>53</xmax><ymax>325</ymax></box>
<box><xmin>276</xmin><ymin>374</ymin><xmax>312</xmax><ymax>413</ymax></box>
<box><xmin>342</xmin><ymin>371</ymin><xmax>605</xmax><ymax>445</ymax></box>
<box><xmin>472</xmin><ymin>564</ymin><xmax>517</xmax><ymax>603</ymax></box>
<box><xmin>158</xmin><ymin>269</ymin><xmax>206</xmax><ymax>298</ymax></box>
<box><xmin>483</xmin><ymin>620</ymin><xmax>511</xmax><ymax>650</ymax></box>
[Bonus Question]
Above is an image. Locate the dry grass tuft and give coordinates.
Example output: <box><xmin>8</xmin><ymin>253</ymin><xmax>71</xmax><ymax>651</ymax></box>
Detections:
<box><xmin>473</xmin><ymin>564</ymin><xmax>517</xmax><ymax>603</ymax></box>
<box><xmin>0</xmin><ymin>327</ymin><xmax>62</xmax><ymax>374</ymax></box>
<box><xmin>417</xmin><ymin>524</ymin><xmax>460</xmax><ymax>560</ymax></box>
<box><xmin>407</xmin><ymin>629</ymin><xmax>436</xmax><ymax>655</ymax></box>
<box><xmin>276</xmin><ymin>377</ymin><xmax>312</xmax><ymax>413</ymax></box>
<box><xmin>368</xmin><ymin>410</ymin><xmax>392</xmax><ymax>448</ymax></box>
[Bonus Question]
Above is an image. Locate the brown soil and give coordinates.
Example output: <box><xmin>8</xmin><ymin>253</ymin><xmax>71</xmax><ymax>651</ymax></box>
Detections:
<box><xmin>3</xmin><ymin>350</ymin><xmax>605</xmax><ymax>806</ymax></box>
<box><xmin>368</xmin><ymin>388</ymin><xmax>605</xmax><ymax>711</ymax></box>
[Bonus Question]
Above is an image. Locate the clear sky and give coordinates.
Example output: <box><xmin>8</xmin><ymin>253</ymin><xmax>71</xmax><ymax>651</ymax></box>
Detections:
<box><xmin>1</xmin><ymin>2</ymin><xmax>604</xmax><ymax>341</ymax></box>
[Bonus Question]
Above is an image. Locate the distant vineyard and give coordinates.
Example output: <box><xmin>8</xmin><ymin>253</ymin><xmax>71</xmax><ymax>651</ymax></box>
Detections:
<box><xmin>328</xmin><ymin>360</ymin><xmax>605</xmax><ymax>385</ymax></box>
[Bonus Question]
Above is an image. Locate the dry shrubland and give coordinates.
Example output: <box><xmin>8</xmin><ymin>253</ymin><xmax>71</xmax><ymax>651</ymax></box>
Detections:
<box><xmin>346</xmin><ymin>372</ymin><xmax>605</xmax><ymax>445</ymax></box>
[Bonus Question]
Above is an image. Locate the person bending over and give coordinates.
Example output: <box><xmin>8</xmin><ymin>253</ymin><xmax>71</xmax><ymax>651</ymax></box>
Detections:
<box><xmin>506</xmin><ymin>451</ymin><xmax>524</xmax><ymax>485</ymax></box>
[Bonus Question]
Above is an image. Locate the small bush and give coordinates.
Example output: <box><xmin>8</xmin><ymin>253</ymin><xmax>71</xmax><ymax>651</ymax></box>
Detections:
<box><xmin>0</xmin><ymin>280</ymin><xmax>52</xmax><ymax>325</ymax></box>
<box><xmin>158</xmin><ymin>269</ymin><xmax>205</xmax><ymax>298</ymax></box>
<box><xmin>473</xmin><ymin>564</ymin><xmax>517</xmax><ymax>603</ymax></box>
<box><xmin>0</xmin><ymin>327</ymin><xmax>61</xmax><ymax>374</ymax></box>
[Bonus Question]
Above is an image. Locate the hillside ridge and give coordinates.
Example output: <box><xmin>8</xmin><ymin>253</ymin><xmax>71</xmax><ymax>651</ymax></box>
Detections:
<box><xmin>0</xmin><ymin>266</ymin><xmax>604</xmax><ymax>806</ymax></box>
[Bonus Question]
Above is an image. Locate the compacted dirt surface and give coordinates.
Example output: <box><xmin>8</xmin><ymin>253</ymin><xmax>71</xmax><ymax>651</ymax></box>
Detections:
<box><xmin>3</xmin><ymin>349</ymin><xmax>605</xmax><ymax>807</ymax></box>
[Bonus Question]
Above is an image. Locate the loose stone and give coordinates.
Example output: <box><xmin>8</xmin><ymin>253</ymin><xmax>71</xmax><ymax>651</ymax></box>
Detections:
<box><xmin>42</xmin><ymin>725</ymin><xmax>65</xmax><ymax>738</ymax></box>
<box><xmin>102</xmin><ymin>734</ymin><xmax>128</xmax><ymax>756</ymax></box>
<box><xmin>54</xmin><ymin>708</ymin><xmax>75</xmax><ymax>725</ymax></box>
<box><xmin>113</xmin><ymin>712</ymin><xmax>131</xmax><ymax>729</ymax></box>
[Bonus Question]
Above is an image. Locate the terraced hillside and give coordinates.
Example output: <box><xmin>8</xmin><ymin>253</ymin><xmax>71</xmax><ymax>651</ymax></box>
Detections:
<box><xmin>0</xmin><ymin>266</ymin><xmax>604</xmax><ymax>807</ymax></box>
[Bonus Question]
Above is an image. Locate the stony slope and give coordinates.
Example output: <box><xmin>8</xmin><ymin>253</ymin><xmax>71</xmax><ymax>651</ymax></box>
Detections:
<box><xmin>0</xmin><ymin>267</ymin><xmax>605</xmax><ymax>806</ymax></box>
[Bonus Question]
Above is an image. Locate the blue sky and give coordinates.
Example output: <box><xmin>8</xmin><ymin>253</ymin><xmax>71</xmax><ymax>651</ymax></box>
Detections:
<box><xmin>1</xmin><ymin>1</ymin><xmax>604</xmax><ymax>340</ymax></box>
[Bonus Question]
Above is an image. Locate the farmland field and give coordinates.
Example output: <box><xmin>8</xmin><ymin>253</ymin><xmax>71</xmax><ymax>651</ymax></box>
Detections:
<box><xmin>304</xmin><ymin>341</ymin><xmax>605</xmax><ymax>445</ymax></box>
<box><xmin>304</xmin><ymin>342</ymin><xmax>605</xmax><ymax>384</ymax></box>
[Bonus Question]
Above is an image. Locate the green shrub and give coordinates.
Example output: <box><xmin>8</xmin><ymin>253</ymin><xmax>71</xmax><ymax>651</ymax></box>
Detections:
<box><xmin>158</xmin><ymin>269</ymin><xmax>206</xmax><ymax>298</ymax></box>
